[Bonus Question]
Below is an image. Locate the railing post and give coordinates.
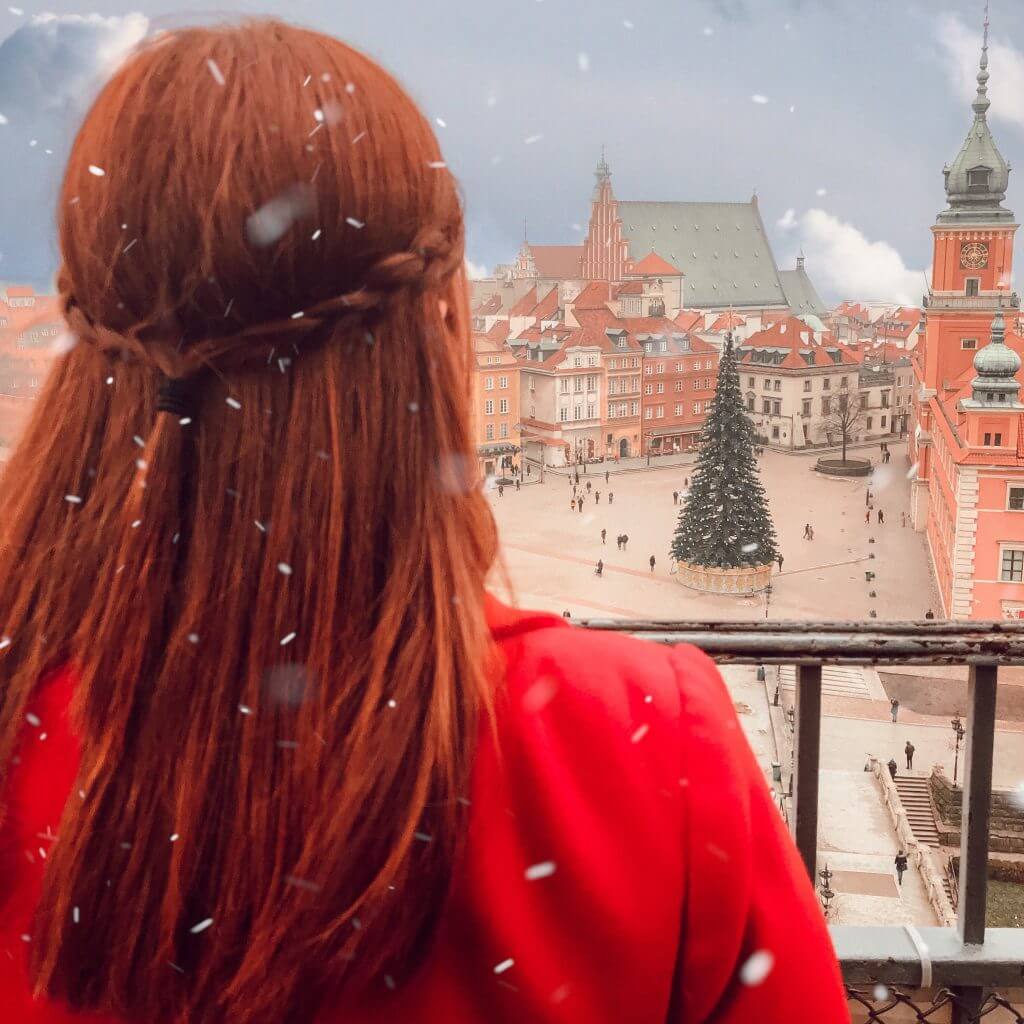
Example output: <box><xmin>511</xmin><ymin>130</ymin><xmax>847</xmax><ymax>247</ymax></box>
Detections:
<box><xmin>792</xmin><ymin>663</ymin><xmax>822</xmax><ymax>881</ymax></box>
<box><xmin>956</xmin><ymin>664</ymin><xmax>997</xmax><ymax>944</ymax></box>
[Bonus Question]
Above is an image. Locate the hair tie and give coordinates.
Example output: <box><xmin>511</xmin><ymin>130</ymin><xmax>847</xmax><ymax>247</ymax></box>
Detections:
<box><xmin>156</xmin><ymin>376</ymin><xmax>197</xmax><ymax>420</ymax></box>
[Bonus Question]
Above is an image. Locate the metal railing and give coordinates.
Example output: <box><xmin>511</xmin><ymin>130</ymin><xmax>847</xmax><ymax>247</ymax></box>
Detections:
<box><xmin>924</xmin><ymin>291</ymin><xmax>1020</xmax><ymax>312</ymax></box>
<box><xmin>574</xmin><ymin>618</ymin><xmax>1024</xmax><ymax>1024</ymax></box>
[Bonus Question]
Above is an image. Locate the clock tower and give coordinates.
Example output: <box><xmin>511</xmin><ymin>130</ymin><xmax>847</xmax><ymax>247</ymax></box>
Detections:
<box><xmin>911</xmin><ymin>7</ymin><xmax>1019</xmax><ymax>523</ymax></box>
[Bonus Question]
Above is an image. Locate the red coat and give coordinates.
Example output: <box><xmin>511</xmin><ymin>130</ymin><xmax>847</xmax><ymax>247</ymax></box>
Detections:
<box><xmin>0</xmin><ymin>599</ymin><xmax>848</xmax><ymax>1022</ymax></box>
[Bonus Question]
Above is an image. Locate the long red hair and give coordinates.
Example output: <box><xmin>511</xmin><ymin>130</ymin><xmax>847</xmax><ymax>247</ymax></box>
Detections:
<box><xmin>0</xmin><ymin>19</ymin><xmax>497</xmax><ymax>1022</ymax></box>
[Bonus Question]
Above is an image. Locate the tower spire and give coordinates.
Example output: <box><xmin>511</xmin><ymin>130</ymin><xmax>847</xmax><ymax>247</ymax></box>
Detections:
<box><xmin>973</xmin><ymin>0</ymin><xmax>991</xmax><ymax>117</ymax></box>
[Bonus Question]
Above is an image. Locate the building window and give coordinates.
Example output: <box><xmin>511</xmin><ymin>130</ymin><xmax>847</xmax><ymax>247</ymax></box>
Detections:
<box><xmin>984</xmin><ymin>431</ymin><xmax>1003</xmax><ymax>446</ymax></box>
<box><xmin>747</xmin><ymin>394</ymin><xmax>754</xmax><ymax>411</ymax></box>
<box><xmin>675</xmin><ymin>362</ymin><xmax>684</xmax><ymax>372</ymax></box>
<box><xmin>1001</xmin><ymin>548</ymin><xmax>1024</xmax><ymax>582</ymax></box>
<box><xmin>589</xmin><ymin>355</ymin><xmax>598</xmax><ymax>366</ymax></box>
<box><xmin>823</xmin><ymin>378</ymin><xmax>831</xmax><ymax>390</ymax></box>
<box><xmin>694</xmin><ymin>402</ymin><xmax>701</xmax><ymax>414</ymax></box>
<box><xmin>1008</xmin><ymin>486</ymin><xmax>1024</xmax><ymax>510</ymax></box>
<box><xmin>822</xmin><ymin>397</ymin><xmax>831</xmax><ymax>415</ymax></box>
<box><xmin>966</xmin><ymin>278</ymin><xmax>980</xmax><ymax>297</ymax></box>
<box><xmin>575</xmin><ymin>377</ymin><xmax>584</xmax><ymax>393</ymax></box>
<box><xmin>645</xmin><ymin>407</ymin><xmax>653</xmax><ymax>420</ymax></box>
<box><xmin>773</xmin><ymin>380</ymin><xmax>781</xmax><ymax>392</ymax></box>
<box><xmin>609</xmin><ymin>359</ymin><xmax>618</xmax><ymax>370</ymax></box>
<box><xmin>631</xmin><ymin>357</ymin><xmax>640</xmax><ymax>368</ymax></box>
<box><xmin>560</xmin><ymin>379</ymin><xmax>570</xmax><ymax>394</ymax></box>
<box><xmin>500</xmin><ymin>422</ymin><xmax>508</xmax><ymax>438</ymax></box>
<box><xmin>802</xmin><ymin>399</ymin><xmax>811</xmax><ymax>416</ymax></box>
<box><xmin>559</xmin><ymin>407</ymin><xmax>568</xmax><ymax>422</ymax></box>
<box><xmin>573</xmin><ymin>356</ymin><xmax>582</xmax><ymax>367</ymax></box>
<box><xmin>762</xmin><ymin>399</ymin><xmax>771</xmax><ymax>414</ymax></box>
<box><xmin>866</xmin><ymin>416</ymin><xmax>873</xmax><ymax>429</ymax></box>
<box><xmin>674</xmin><ymin>381</ymin><xmax>683</xmax><ymax>392</ymax></box>
<box><xmin>586</xmin><ymin>375</ymin><xmax>597</xmax><ymax>391</ymax></box>
<box><xmin>485</xmin><ymin>377</ymin><xmax>494</xmax><ymax>390</ymax></box>
<box><xmin>645</xmin><ymin>384</ymin><xmax>653</xmax><ymax>396</ymax></box>
<box><xmin>803</xmin><ymin>380</ymin><xmax>812</xmax><ymax>392</ymax></box>
<box><xmin>499</xmin><ymin>376</ymin><xmax>509</xmax><ymax>388</ymax></box>
<box><xmin>574</xmin><ymin>404</ymin><xmax>582</xmax><ymax>420</ymax></box>
<box><xmin>499</xmin><ymin>398</ymin><xmax>508</xmax><ymax>414</ymax></box>
<box><xmin>881</xmin><ymin>393</ymin><xmax>890</xmax><ymax>408</ymax></box>
<box><xmin>881</xmin><ymin>415</ymin><xmax>887</xmax><ymax>428</ymax></box>
<box><xmin>587</xmin><ymin>403</ymin><xmax>595</xmax><ymax>419</ymax></box>
<box><xmin>485</xmin><ymin>424</ymin><xmax>494</xmax><ymax>440</ymax></box>
<box><xmin>657</xmin><ymin>383</ymin><xmax>665</xmax><ymax>394</ymax></box>
<box><xmin>675</xmin><ymin>403</ymin><xmax>683</xmax><ymax>415</ymax></box>
<box><xmin>653</xmin><ymin>363</ymin><xmax>662</xmax><ymax>374</ymax></box>
<box><xmin>484</xmin><ymin>400</ymin><xmax>494</xmax><ymax>415</ymax></box>
<box><xmin>968</xmin><ymin>167</ymin><xmax>991</xmax><ymax>189</ymax></box>
<box><xmin>996</xmin><ymin>432</ymin><xmax>1003</xmax><ymax>446</ymax></box>
<box><xmin>772</xmin><ymin>401</ymin><xmax>781</xmax><ymax>415</ymax></box>
<box><xmin>771</xmin><ymin>426</ymin><xmax>780</xmax><ymax>440</ymax></box>
<box><xmin>763</xmin><ymin>379</ymin><xmax>771</xmax><ymax>390</ymax></box>
<box><xmin>608</xmin><ymin>405</ymin><xmax>617</xmax><ymax>420</ymax></box>
<box><xmin>705</xmin><ymin>360</ymin><xmax>713</xmax><ymax>370</ymax></box>
<box><xmin>644</xmin><ymin>364</ymin><xmax>653</xmax><ymax>375</ymax></box>
<box><xmin>748</xmin><ymin>377</ymin><xmax>755</xmax><ymax>387</ymax></box>
<box><xmin>630</xmin><ymin>401</ymin><xmax>640</xmax><ymax>416</ymax></box>
<box><xmin>704</xmin><ymin>400</ymin><xmax>713</xmax><ymax>412</ymax></box>
<box><xmin>656</xmin><ymin>406</ymin><xmax>664</xmax><ymax>418</ymax></box>
<box><xmin>961</xmin><ymin>338</ymin><xmax>977</xmax><ymax>350</ymax></box>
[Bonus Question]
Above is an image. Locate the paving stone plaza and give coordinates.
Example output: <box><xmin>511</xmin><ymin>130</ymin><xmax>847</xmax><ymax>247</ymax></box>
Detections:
<box><xmin>488</xmin><ymin>443</ymin><xmax>1024</xmax><ymax>927</ymax></box>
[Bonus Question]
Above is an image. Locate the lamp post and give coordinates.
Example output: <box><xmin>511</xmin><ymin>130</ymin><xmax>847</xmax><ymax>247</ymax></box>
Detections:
<box><xmin>951</xmin><ymin>715</ymin><xmax>966</xmax><ymax>785</ymax></box>
<box><xmin>764</xmin><ymin>583</ymin><xmax>772</xmax><ymax>620</ymax></box>
<box><xmin>818</xmin><ymin>863</ymin><xmax>835</xmax><ymax>919</ymax></box>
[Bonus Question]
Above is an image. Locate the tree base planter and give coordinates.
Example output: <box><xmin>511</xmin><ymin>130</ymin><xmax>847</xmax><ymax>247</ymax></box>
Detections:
<box><xmin>814</xmin><ymin>456</ymin><xmax>872</xmax><ymax>477</ymax></box>
<box><xmin>676</xmin><ymin>561</ymin><xmax>773</xmax><ymax>594</ymax></box>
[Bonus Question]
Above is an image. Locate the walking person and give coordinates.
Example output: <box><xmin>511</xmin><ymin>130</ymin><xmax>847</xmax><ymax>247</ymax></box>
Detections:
<box><xmin>808</xmin><ymin>525</ymin><xmax>814</xmax><ymax>540</ymax></box>
<box><xmin>497</xmin><ymin>484</ymin><xmax>504</xmax><ymax>498</ymax></box>
<box><xmin>577</xmin><ymin>497</ymin><xmax>584</xmax><ymax>513</ymax></box>
<box><xmin>601</xmin><ymin>529</ymin><xmax>606</xmax><ymax>545</ymax></box>
<box><xmin>609</xmin><ymin>492</ymin><xmax>614</xmax><ymax>505</ymax></box>
<box><xmin>594</xmin><ymin>491</ymin><xmax>600</xmax><ymax>504</ymax></box>
<box><xmin>515</xmin><ymin>479</ymin><xmax>520</xmax><ymax>492</ymax></box>
<box><xmin>586</xmin><ymin>481</ymin><xmax>592</xmax><ymax>493</ymax></box>
<box><xmin>0</xmin><ymin>22</ymin><xmax>849</xmax><ymax>1024</ymax></box>
<box><xmin>595</xmin><ymin>559</ymin><xmax>603</xmax><ymax>577</ymax></box>
<box><xmin>905</xmin><ymin>740</ymin><xmax>915</xmax><ymax>770</ymax></box>
<box><xmin>890</xmin><ymin>697</ymin><xmax>900</xmax><ymax>723</ymax></box>
<box><xmin>865</xmin><ymin>508</ymin><xmax>870</xmax><ymax>524</ymax></box>
<box><xmin>803</xmin><ymin>523</ymin><xmax>812</xmax><ymax>540</ymax></box>
<box><xmin>877</xmin><ymin>509</ymin><xmax>884</xmax><ymax>525</ymax></box>
<box><xmin>605</xmin><ymin>470</ymin><xmax>610</xmax><ymax>484</ymax></box>
<box><xmin>673</xmin><ymin>490</ymin><xmax>679</xmax><ymax>506</ymax></box>
<box><xmin>894</xmin><ymin>850</ymin><xmax>908</xmax><ymax>886</ymax></box>
<box><xmin>622</xmin><ymin>534</ymin><xmax>629</xmax><ymax>551</ymax></box>
<box><xmin>616</xmin><ymin>534</ymin><xmax>624</xmax><ymax>551</ymax></box>
<box><xmin>649</xmin><ymin>555</ymin><xmax>656</xmax><ymax>573</ymax></box>
<box><xmin>901</xmin><ymin>512</ymin><xmax>906</xmax><ymax>528</ymax></box>
<box><xmin>777</xmin><ymin>554</ymin><xmax>784</xmax><ymax>572</ymax></box>
<box><xmin>887</xmin><ymin>758</ymin><xmax>898</xmax><ymax>781</ymax></box>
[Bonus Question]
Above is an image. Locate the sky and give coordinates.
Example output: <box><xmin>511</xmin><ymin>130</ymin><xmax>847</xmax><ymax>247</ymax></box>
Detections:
<box><xmin>1</xmin><ymin>0</ymin><xmax>1023</xmax><ymax>306</ymax></box>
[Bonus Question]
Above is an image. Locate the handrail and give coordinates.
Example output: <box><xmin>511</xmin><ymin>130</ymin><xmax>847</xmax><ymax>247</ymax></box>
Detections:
<box><xmin>572</xmin><ymin>619</ymin><xmax>1023</xmax><ymax>1020</ymax></box>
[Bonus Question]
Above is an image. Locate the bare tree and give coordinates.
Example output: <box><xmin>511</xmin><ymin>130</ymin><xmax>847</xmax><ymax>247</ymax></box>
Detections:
<box><xmin>823</xmin><ymin>391</ymin><xmax>865</xmax><ymax>463</ymax></box>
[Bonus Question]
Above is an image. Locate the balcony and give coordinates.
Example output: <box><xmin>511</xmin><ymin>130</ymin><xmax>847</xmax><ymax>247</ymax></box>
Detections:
<box><xmin>573</xmin><ymin>617</ymin><xmax>1024</xmax><ymax>1024</ymax></box>
<box><xmin>923</xmin><ymin>291</ymin><xmax>1021</xmax><ymax>312</ymax></box>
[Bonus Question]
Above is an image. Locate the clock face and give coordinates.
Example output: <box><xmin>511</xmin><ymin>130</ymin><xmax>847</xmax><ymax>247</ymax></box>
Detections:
<box><xmin>960</xmin><ymin>241</ymin><xmax>989</xmax><ymax>270</ymax></box>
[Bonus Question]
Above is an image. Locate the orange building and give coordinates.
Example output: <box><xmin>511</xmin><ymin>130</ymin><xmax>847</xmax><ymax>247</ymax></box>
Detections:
<box><xmin>471</xmin><ymin>324</ymin><xmax>521</xmax><ymax>480</ymax></box>
<box><xmin>909</xmin><ymin>18</ymin><xmax>1024</xmax><ymax>619</ymax></box>
<box><xmin>0</xmin><ymin>285</ymin><xmax>61</xmax><ymax>458</ymax></box>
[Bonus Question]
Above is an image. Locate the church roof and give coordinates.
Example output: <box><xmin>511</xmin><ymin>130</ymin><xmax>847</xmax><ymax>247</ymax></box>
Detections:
<box><xmin>628</xmin><ymin>251</ymin><xmax>683</xmax><ymax>277</ymax></box>
<box><xmin>617</xmin><ymin>199</ymin><xmax>789</xmax><ymax>309</ymax></box>
<box><xmin>527</xmin><ymin>244</ymin><xmax>584</xmax><ymax>279</ymax></box>
<box><xmin>779</xmin><ymin>262</ymin><xmax>828</xmax><ymax>317</ymax></box>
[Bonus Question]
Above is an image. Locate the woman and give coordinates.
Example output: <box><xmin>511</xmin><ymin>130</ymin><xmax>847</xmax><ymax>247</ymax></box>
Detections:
<box><xmin>0</xmin><ymin>20</ymin><xmax>847</xmax><ymax>1024</ymax></box>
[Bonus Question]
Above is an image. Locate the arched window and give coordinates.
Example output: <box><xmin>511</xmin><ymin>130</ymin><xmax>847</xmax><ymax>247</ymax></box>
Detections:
<box><xmin>967</xmin><ymin>166</ymin><xmax>991</xmax><ymax>191</ymax></box>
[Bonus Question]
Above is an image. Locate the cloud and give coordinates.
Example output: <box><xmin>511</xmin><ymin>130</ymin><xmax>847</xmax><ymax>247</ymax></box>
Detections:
<box><xmin>935</xmin><ymin>13</ymin><xmax>1024</xmax><ymax>130</ymax></box>
<box><xmin>776</xmin><ymin>208</ymin><xmax>797</xmax><ymax>230</ymax></box>
<box><xmin>792</xmin><ymin>208</ymin><xmax>925</xmax><ymax>305</ymax></box>
<box><xmin>465</xmin><ymin>258</ymin><xmax>489</xmax><ymax>279</ymax></box>
<box><xmin>0</xmin><ymin>13</ymin><xmax>148</xmax><ymax>282</ymax></box>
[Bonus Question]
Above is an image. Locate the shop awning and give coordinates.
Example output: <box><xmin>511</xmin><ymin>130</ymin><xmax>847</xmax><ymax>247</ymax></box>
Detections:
<box><xmin>477</xmin><ymin>443</ymin><xmax>520</xmax><ymax>456</ymax></box>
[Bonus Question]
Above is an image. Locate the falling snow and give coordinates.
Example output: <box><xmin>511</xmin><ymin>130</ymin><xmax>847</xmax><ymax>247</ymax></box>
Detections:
<box><xmin>189</xmin><ymin>918</ymin><xmax>214</xmax><ymax>934</ymax></box>
<box><xmin>87</xmin><ymin>164</ymin><xmax>105</xmax><ymax>177</ymax></box>
<box><xmin>206</xmin><ymin>59</ymin><xmax>226</xmax><ymax>86</ymax></box>
<box><xmin>739</xmin><ymin>950</ymin><xmax>774</xmax><ymax>986</ymax></box>
<box><xmin>525</xmin><ymin>861</ymin><xmax>557</xmax><ymax>881</ymax></box>
<box><xmin>493</xmin><ymin>958</ymin><xmax>514</xmax><ymax>974</ymax></box>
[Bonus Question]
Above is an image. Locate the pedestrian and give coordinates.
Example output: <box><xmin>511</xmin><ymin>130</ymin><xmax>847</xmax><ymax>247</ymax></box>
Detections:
<box><xmin>878</xmin><ymin>509</ymin><xmax>884</xmax><ymax>525</ymax></box>
<box><xmin>887</xmin><ymin>757</ymin><xmax>898</xmax><ymax>781</ymax></box>
<box><xmin>498</xmin><ymin>484</ymin><xmax>504</xmax><ymax>498</ymax></box>
<box><xmin>569</xmin><ymin>499</ymin><xmax>574</xmax><ymax>512</ymax></box>
<box><xmin>808</xmin><ymin>525</ymin><xmax>814</xmax><ymax>540</ymax></box>
<box><xmin>649</xmin><ymin>555</ymin><xmax>656</xmax><ymax>573</ymax></box>
<box><xmin>616</xmin><ymin>534</ymin><xmax>623</xmax><ymax>551</ymax></box>
<box><xmin>777</xmin><ymin>554</ymin><xmax>784</xmax><ymax>572</ymax></box>
<box><xmin>866</xmin><ymin>490</ymin><xmax>871</xmax><ymax>507</ymax></box>
<box><xmin>905</xmin><ymin>740</ymin><xmax>915</xmax><ymax>770</ymax></box>
<box><xmin>684</xmin><ymin>477</ymin><xmax>689</xmax><ymax>488</ymax></box>
<box><xmin>605</xmin><ymin>470</ymin><xmax>610</xmax><ymax>484</ymax></box>
<box><xmin>526</xmin><ymin>464</ymin><xmax>531</xmax><ymax>477</ymax></box>
<box><xmin>865</xmin><ymin>508</ymin><xmax>870</xmax><ymax>524</ymax></box>
<box><xmin>623</xmin><ymin>534</ymin><xmax>629</xmax><ymax>550</ymax></box>
<box><xmin>594</xmin><ymin>491</ymin><xmax>600</xmax><ymax>504</ymax></box>
<box><xmin>515</xmin><ymin>479</ymin><xmax>520</xmax><ymax>492</ymax></box>
<box><xmin>595</xmin><ymin>559</ymin><xmax>603</xmax><ymax>577</ymax></box>
<box><xmin>756</xmin><ymin>665</ymin><xmax>766</xmax><ymax>682</ymax></box>
<box><xmin>609</xmin><ymin>492</ymin><xmax>614</xmax><ymax>505</ymax></box>
<box><xmin>577</xmin><ymin>498</ymin><xmax>584</xmax><ymax>513</ymax></box>
<box><xmin>925</xmin><ymin>609</ymin><xmax>935</xmax><ymax>620</ymax></box>
<box><xmin>890</xmin><ymin>697</ymin><xmax>899</xmax><ymax>723</ymax></box>
<box><xmin>601</xmin><ymin>528</ymin><xmax>606</xmax><ymax>545</ymax></box>
<box><xmin>575</xmin><ymin>471</ymin><xmax>580</xmax><ymax>485</ymax></box>
<box><xmin>561</xmin><ymin>609</ymin><xmax>571</xmax><ymax>619</ymax></box>
<box><xmin>894</xmin><ymin>850</ymin><xmax>908</xmax><ymax>886</ymax></box>
<box><xmin>901</xmin><ymin>512</ymin><xmax>906</xmax><ymax>528</ymax></box>
<box><xmin>803</xmin><ymin>523</ymin><xmax>811</xmax><ymax>539</ymax></box>
<box><xmin>586</xmin><ymin>481</ymin><xmax>592</xmax><ymax>493</ymax></box>
<box><xmin>673</xmin><ymin>490</ymin><xmax>679</xmax><ymax>506</ymax></box>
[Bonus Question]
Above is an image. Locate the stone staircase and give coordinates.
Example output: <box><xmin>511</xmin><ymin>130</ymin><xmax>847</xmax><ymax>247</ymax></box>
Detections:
<box><xmin>779</xmin><ymin>665</ymin><xmax>872</xmax><ymax>700</ymax></box>
<box><xmin>894</xmin><ymin>775</ymin><xmax>955</xmax><ymax>904</ymax></box>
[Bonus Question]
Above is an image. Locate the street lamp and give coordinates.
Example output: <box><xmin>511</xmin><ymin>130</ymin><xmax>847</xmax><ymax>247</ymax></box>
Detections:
<box><xmin>951</xmin><ymin>715</ymin><xmax>966</xmax><ymax>785</ymax></box>
<box><xmin>818</xmin><ymin>863</ymin><xmax>835</xmax><ymax>918</ymax></box>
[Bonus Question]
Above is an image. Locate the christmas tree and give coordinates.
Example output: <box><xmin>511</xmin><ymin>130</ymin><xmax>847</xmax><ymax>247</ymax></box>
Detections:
<box><xmin>670</xmin><ymin>333</ymin><xmax>779</xmax><ymax>568</ymax></box>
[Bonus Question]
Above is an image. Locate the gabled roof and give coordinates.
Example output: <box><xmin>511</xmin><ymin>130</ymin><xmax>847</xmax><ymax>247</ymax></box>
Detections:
<box><xmin>527</xmin><ymin>244</ymin><xmax>584</xmax><ymax>279</ymax></box>
<box><xmin>833</xmin><ymin>301</ymin><xmax>871</xmax><ymax>322</ymax></box>
<box><xmin>706</xmin><ymin>312</ymin><xmax>746</xmax><ymax>332</ymax></box>
<box><xmin>509</xmin><ymin>286</ymin><xmax>539</xmax><ymax>317</ymax></box>
<box><xmin>739</xmin><ymin>316</ymin><xmax>858</xmax><ymax>369</ymax></box>
<box><xmin>529</xmin><ymin>286</ymin><xmax>560</xmax><ymax>321</ymax></box>
<box><xmin>779</xmin><ymin>263</ymin><xmax>828</xmax><ymax>318</ymax></box>
<box><xmin>615</xmin><ymin>281</ymin><xmax>644</xmax><ymax>296</ymax></box>
<box><xmin>628</xmin><ymin>251</ymin><xmax>682</xmax><ymax>277</ymax></box>
<box><xmin>617</xmin><ymin>200</ymin><xmax>788</xmax><ymax>308</ymax></box>
<box><xmin>473</xmin><ymin>293</ymin><xmax>503</xmax><ymax>316</ymax></box>
<box><xmin>674</xmin><ymin>309</ymin><xmax>705</xmax><ymax>332</ymax></box>
<box><xmin>571</xmin><ymin>281</ymin><xmax>613</xmax><ymax>311</ymax></box>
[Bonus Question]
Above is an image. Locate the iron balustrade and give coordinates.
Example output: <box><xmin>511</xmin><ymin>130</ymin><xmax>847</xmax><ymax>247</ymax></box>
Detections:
<box><xmin>574</xmin><ymin>618</ymin><xmax>1024</xmax><ymax>1024</ymax></box>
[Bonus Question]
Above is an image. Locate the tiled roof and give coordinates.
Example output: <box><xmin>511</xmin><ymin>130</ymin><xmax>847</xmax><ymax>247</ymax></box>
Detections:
<box><xmin>628</xmin><ymin>251</ymin><xmax>682</xmax><ymax>276</ymax></box>
<box><xmin>473</xmin><ymin>293</ymin><xmax>503</xmax><ymax>316</ymax></box>
<box><xmin>509</xmin><ymin>286</ymin><xmax>539</xmax><ymax>317</ymax></box>
<box><xmin>528</xmin><ymin>244</ymin><xmax>584</xmax><ymax>279</ymax></box>
<box><xmin>617</xmin><ymin>200</ymin><xmax>788</xmax><ymax>308</ymax></box>
<box><xmin>615</xmin><ymin>281</ymin><xmax>644</xmax><ymax>296</ymax></box>
<box><xmin>706</xmin><ymin>312</ymin><xmax>746</xmax><ymax>332</ymax></box>
<box><xmin>571</xmin><ymin>281</ymin><xmax>613</xmax><ymax>310</ymax></box>
<box><xmin>530</xmin><ymin>286</ymin><xmax>560</xmax><ymax>320</ymax></box>
<box><xmin>674</xmin><ymin>309</ymin><xmax>705</xmax><ymax>332</ymax></box>
<box><xmin>833</xmin><ymin>301</ymin><xmax>871</xmax><ymax>322</ymax></box>
<box><xmin>739</xmin><ymin>316</ymin><xmax>858</xmax><ymax>369</ymax></box>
